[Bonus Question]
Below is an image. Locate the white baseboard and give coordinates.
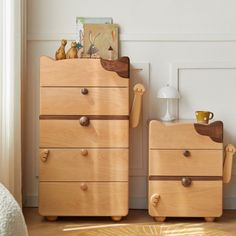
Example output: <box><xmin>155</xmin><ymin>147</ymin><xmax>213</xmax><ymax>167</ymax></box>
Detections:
<box><xmin>223</xmin><ymin>197</ymin><xmax>236</xmax><ymax>209</ymax></box>
<box><xmin>129</xmin><ymin>197</ymin><xmax>147</xmax><ymax>209</ymax></box>
<box><xmin>24</xmin><ymin>195</ymin><xmax>38</xmax><ymax>207</ymax></box>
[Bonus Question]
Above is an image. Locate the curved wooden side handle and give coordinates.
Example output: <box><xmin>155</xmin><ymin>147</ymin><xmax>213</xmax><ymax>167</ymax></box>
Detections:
<box><xmin>40</xmin><ymin>149</ymin><xmax>49</xmax><ymax>162</ymax></box>
<box><xmin>130</xmin><ymin>83</ymin><xmax>145</xmax><ymax>128</ymax></box>
<box><xmin>223</xmin><ymin>144</ymin><xmax>236</xmax><ymax>184</ymax></box>
<box><xmin>150</xmin><ymin>194</ymin><xmax>160</xmax><ymax>207</ymax></box>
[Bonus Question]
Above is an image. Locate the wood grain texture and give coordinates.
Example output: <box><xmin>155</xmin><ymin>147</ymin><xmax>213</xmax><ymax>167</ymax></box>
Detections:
<box><xmin>149</xmin><ymin>180</ymin><xmax>222</xmax><ymax>217</ymax></box>
<box><xmin>223</xmin><ymin>144</ymin><xmax>236</xmax><ymax>183</ymax></box>
<box><xmin>39</xmin><ymin>182</ymin><xmax>128</xmax><ymax>216</ymax></box>
<box><xmin>149</xmin><ymin>120</ymin><xmax>223</xmax><ymax>149</ymax></box>
<box><xmin>40</xmin><ymin>56</ymin><xmax>129</xmax><ymax>87</ymax></box>
<box><xmin>100</xmin><ymin>57</ymin><xmax>130</xmax><ymax>78</ymax></box>
<box><xmin>39</xmin><ymin>149</ymin><xmax>128</xmax><ymax>181</ymax></box>
<box><xmin>194</xmin><ymin>121</ymin><xmax>223</xmax><ymax>143</ymax></box>
<box><xmin>40</xmin><ymin>87</ymin><xmax>129</xmax><ymax>116</ymax></box>
<box><xmin>40</xmin><ymin>120</ymin><xmax>129</xmax><ymax>148</ymax></box>
<box><xmin>39</xmin><ymin>115</ymin><xmax>129</xmax><ymax>120</ymax></box>
<box><xmin>149</xmin><ymin>149</ymin><xmax>223</xmax><ymax>176</ymax></box>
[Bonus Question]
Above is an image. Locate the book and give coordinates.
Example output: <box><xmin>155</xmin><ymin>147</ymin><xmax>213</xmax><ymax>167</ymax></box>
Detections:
<box><xmin>83</xmin><ymin>23</ymin><xmax>119</xmax><ymax>60</ymax></box>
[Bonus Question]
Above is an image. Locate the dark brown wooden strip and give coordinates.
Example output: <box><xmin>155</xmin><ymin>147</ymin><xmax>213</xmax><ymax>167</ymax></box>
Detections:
<box><xmin>100</xmin><ymin>57</ymin><xmax>130</xmax><ymax>78</ymax></box>
<box><xmin>149</xmin><ymin>176</ymin><xmax>222</xmax><ymax>181</ymax></box>
<box><xmin>194</xmin><ymin>121</ymin><xmax>223</xmax><ymax>143</ymax></box>
<box><xmin>40</xmin><ymin>115</ymin><xmax>129</xmax><ymax>120</ymax></box>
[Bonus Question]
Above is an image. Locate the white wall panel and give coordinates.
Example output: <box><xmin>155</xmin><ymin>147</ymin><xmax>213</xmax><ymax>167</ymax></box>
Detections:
<box><xmin>24</xmin><ymin>0</ymin><xmax>236</xmax><ymax>209</ymax></box>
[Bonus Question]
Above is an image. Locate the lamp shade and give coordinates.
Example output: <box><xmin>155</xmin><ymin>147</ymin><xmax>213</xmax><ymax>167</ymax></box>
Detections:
<box><xmin>157</xmin><ymin>85</ymin><xmax>180</xmax><ymax>99</ymax></box>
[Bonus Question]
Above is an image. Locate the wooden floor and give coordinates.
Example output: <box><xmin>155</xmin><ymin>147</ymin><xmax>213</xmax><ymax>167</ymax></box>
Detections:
<box><xmin>23</xmin><ymin>208</ymin><xmax>236</xmax><ymax>236</ymax></box>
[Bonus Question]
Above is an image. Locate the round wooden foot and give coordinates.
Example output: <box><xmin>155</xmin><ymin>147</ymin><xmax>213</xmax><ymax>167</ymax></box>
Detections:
<box><xmin>111</xmin><ymin>216</ymin><xmax>122</xmax><ymax>222</ymax></box>
<box><xmin>46</xmin><ymin>216</ymin><xmax>58</xmax><ymax>221</ymax></box>
<box><xmin>154</xmin><ymin>217</ymin><xmax>166</xmax><ymax>222</ymax></box>
<box><xmin>204</xmin><ymin>217</ymin><xmax>215</xmax><ymax>222</ymax></box>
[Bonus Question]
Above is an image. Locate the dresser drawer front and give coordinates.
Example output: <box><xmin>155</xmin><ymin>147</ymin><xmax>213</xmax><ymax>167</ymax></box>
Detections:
<box><xmin>40</xmin><ymin>88</ymin><xmax>129</xmax><ymax>116</ymax></box>
<box><xmin>40</xmin><ymin>57</ymin><xmax>129</xmax><ymax>87</ymax></box>
<box><xmin>39</xmin><ymin>182</ymin><xmax>128</xmax><ymax>216</ymax></box>
<box><xmin>40</xmin><ymin>148</ymin><xmax>128</xmax><ymax>181</ymax></box>
<box><xmin>149</xmin><ymin>180</ymin><xmax>222</xmax><ymax>217</ymax></box>
<box><xmin>40</xmin><ymin>120</ymin><xmax>129</xmax><ymax>148</ymax></box>
<box><xmin>149</xmin><ymin>150</ymin><xmax>223</xmax><ymax>176</ymax></box>
<box><xmin>149</xmin><ymin>121</ymin><xmax>223</xmax><ymax>149</ymax></box>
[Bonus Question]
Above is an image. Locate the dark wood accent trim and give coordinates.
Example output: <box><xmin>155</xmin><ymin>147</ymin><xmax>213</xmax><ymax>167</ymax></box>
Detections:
<box><xmin>149</xmin><ymin>176</ymin><xmax>222</xmax><ymax>181</ymax></box>
<box><xmin>194</xmin><ymin>121</ymin><xmax>223</xmax><ymax>143</ymax></box>
<box><xmin>100</xmin><ymin>57</ymin><xmax>130</xmax><ymax>78</ymax></box>
<box><xmin>40</xmin><ymin>115</ymin><xmax>129</xmax><ymax>120</ymax></box>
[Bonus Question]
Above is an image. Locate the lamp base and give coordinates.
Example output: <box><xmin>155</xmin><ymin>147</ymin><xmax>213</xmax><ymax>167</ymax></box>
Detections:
<box><xmin>160</xmin><ymin>114</ymin><xmax>176</xmax><ymax>122</ymax></box>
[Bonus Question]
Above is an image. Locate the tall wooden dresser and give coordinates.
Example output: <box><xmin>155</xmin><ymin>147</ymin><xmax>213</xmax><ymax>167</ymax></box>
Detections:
<box><xmin>148</xmin><ymin>120</ymin><xmax>225</xmax><ymax>222</ymax></box>
<box><xmin>39</xmin><ymin>56</ymin><xmax>130</xmax><ymax>221</ymax></box>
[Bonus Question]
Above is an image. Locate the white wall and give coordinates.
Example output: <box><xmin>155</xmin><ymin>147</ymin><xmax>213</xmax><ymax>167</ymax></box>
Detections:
<box><xmin>24</xmin><ymin>0</ymin><xmax>236</xmax><ymax>208</ymax></box>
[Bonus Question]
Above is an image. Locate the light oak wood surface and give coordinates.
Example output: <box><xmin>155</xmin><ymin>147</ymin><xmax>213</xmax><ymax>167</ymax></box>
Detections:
<box><xmin>223</xmin><ymin>144</ymin><xmax>236</xmax><ymax>183</ymax></box>
<box><xmin>130</xmin><ymin>84</ymin><xmax>145</xmax><ymax>128</ymax></box>
<box><xmin>40</xmin><ymin>120</ymin><xmax>129</xmax><ymax>148</ymax></box>
<box><xmin>149</xmin><ymin>149</ymin><xmax>223</xmax><ymax>176</ymax></box>
<box><xmin>149</xmin><ymin>180</ymin><xmax>222</xmax><ymax>217</ymax></box>
<box><xmin>40</xmin><ymin>56</ymin><xmax>129</xmax><ymax>87</ymax></box>
<box><xmin>39</xmin><ymin>148</ymin><xmax>128</xmax><ymax>181</ymax></box>
<box><xmin>39</xmin><ymin>182</ymin><xmax>128</xmax><ymax>216</ymax></box>
<box><xmin>40</xmin><ymin>87</ymin><xmax>129</xmax><ymax>116</ymax></box>
<box><xmin>149</xmin><ymin>120</ymin><xmax>223</xmax><ymax>149</ymax></box>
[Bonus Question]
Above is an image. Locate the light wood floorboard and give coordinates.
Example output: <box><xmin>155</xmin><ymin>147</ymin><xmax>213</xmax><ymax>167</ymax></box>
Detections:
<box><xmin>23</xmin><ymin>208</ymin><xmax>236</xmax><ymax>236</ymax></box>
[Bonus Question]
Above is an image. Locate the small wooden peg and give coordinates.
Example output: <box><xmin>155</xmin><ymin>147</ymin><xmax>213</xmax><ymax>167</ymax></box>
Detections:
<box><xmin>81</xmin><ymin>149</ymin><xmax>88</xmax><ymax>156</ymax></box>
<box><xmin>40</xmin><ymin>149</ymin><xmax>49</xmax><ymax>162</ymax></box>
<box><xmin>151</xmin><ymin>194</ymin><xmax>160</xmax><ymax>207</ymax></box>
<box><xmin>80</xmin><ymin>183</ymin><xmax>88</xmax><ymax>191</ymax></box>
<box><xmin>111</xmin><ymin>216</ymin><xmax>122</xmax><ymax>222</ymax></box>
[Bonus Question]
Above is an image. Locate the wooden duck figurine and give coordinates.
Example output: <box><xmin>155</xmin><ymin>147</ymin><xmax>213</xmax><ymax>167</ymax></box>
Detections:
<box><xmin>66</xmin><ymin>41</ymin><xmax>78</xmax><ymax>59</ymax></box>
<box><xmin>55</xmin><ymin>39</ymin><xmax>67</xmax><ymax>60</ymax></box>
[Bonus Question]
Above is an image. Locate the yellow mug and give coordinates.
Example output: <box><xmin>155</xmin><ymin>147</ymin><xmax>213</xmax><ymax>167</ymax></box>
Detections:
<box><xmin>195</xmin><ymin>111</ymin><xmax>214</xmax><ymax>124</ymax></box>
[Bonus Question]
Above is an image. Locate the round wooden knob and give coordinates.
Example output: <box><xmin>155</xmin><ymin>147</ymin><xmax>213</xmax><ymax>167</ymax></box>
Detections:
<box><xmin>81</xmin><ymin>88</ymin><xmax>89</xmax><ymax>95</ymax></box>
<box><xmin>81</xmin><ymin>149</ymin><xmax>88</xmax><ymax>156</ymax></box>
<box><xmin>183</xmin><ymin>150</ymin><xmax>191</xmax><ymax>157</ymax></box>
<box><xmin>181</xmin><ymin>177</ymin><xmax>192</xmax><ymax>187</ymax></box>
<box><xmin>79</xmin><ymin>116</ymin><xmax>90</xmax><ymax>126</ymax></box>
<box><xmin>80</xmin><ymin>183</ymin><xmax>88</xmax><ymax>191</ymax></box>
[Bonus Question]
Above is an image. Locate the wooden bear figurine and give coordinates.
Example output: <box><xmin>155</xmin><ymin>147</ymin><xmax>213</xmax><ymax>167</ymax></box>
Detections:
<box><xmin>66</xmin><ymin>41</ymin><xmax>78</xmax><ymax>59</ymax></box>
<box><xmin>55</xmin><ymin>39</ymin><xmax>67</xmax><ymax>60</ymax></box>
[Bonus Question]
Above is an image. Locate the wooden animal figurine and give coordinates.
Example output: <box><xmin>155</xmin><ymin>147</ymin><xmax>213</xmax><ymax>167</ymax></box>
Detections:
<box><xmin>55</xmin><ymin>39</ymin><xmax>67</xmax><ymax>60</ymax></box>
<box><xmin>66</xmin><ymin>41</ymin><xmax>78</xmax><ymax>59</ymax></box>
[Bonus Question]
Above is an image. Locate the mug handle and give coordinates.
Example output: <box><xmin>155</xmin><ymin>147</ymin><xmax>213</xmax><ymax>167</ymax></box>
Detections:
<box><xmin>209</xmin><ymin>112</ymin><xmax>214</xmax><ymax>120</ymax></box>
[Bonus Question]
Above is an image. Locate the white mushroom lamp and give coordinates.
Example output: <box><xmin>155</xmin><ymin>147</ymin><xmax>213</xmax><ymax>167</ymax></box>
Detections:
<box><xmin>157</xmin><ymin>85</ymin><xmax>180</xmax><ymax>121</ymax></box>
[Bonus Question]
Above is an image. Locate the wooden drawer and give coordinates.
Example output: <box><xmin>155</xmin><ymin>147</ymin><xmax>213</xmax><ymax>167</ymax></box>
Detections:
<box><xmin>149</xmin><ymin>180</ymin><xmax>222</xmax><ymax>217</ymax></box>
<box><xmin>39</xmin><ymin>148</ymin><xmax>128</xmax><ymax>181</ymax></box>
<box><xmin>149</xmin><ymin>150</ymin><xmax>223</xmax><ymax>176</ymax></box>
<box><xmin>39</xmin><ymin>182</ymin><xmax>128</xmax><ymax>216</ymax></box>
<box><xmin>40</xmin><ymin>56</ymin><xmax>129</xmax><ymax>87</ymax></box>
<box><xmin>40</xmin><ymin>87</ymin><xmax>129</xmax><ymax>116</ymax></box>
<box><xmin>149</xmin><ymin>120</ymin><xmax>223</xmax><ymax>149</ymax></box>
<box><xmin>40</xmin><ymin>120</ymin><xmax>128</xmax><ymax>148</ymax></box>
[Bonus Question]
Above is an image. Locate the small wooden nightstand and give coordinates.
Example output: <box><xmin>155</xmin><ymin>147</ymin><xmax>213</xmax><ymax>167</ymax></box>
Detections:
<box><xmin>148</xmin><ymin>120</ymin><xmax>226</xmax><ymax>222</ymax></box>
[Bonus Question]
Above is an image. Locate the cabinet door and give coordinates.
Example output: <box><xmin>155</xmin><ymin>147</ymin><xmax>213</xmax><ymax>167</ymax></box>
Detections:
<box><xmin>149</xmin><ymin>180</ymin><xmax>222</xmax><ymax>217</ymax></box>
<box><xmin>40</xmin><ymin>120</ymin><xmax>129</xmax><ymax>148</ymax></box>
<box><xmin>39</xmin><ymin>182</ymin><xmax>128</xmax><ymax>216</ymax></box>
<box><xmin>149</xmin><ymin>150</ymin><xmax>223</xmax><ymax>176</ymax></box>
<box><xmin>40</xmin><ymin>87</ymin><xmax>129</xmax><ymax>116</ymax></box>
<box><xmin>39</xmin><ymin>148</ymin><xmax>128</xmax><ymax>181</ymax></box>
